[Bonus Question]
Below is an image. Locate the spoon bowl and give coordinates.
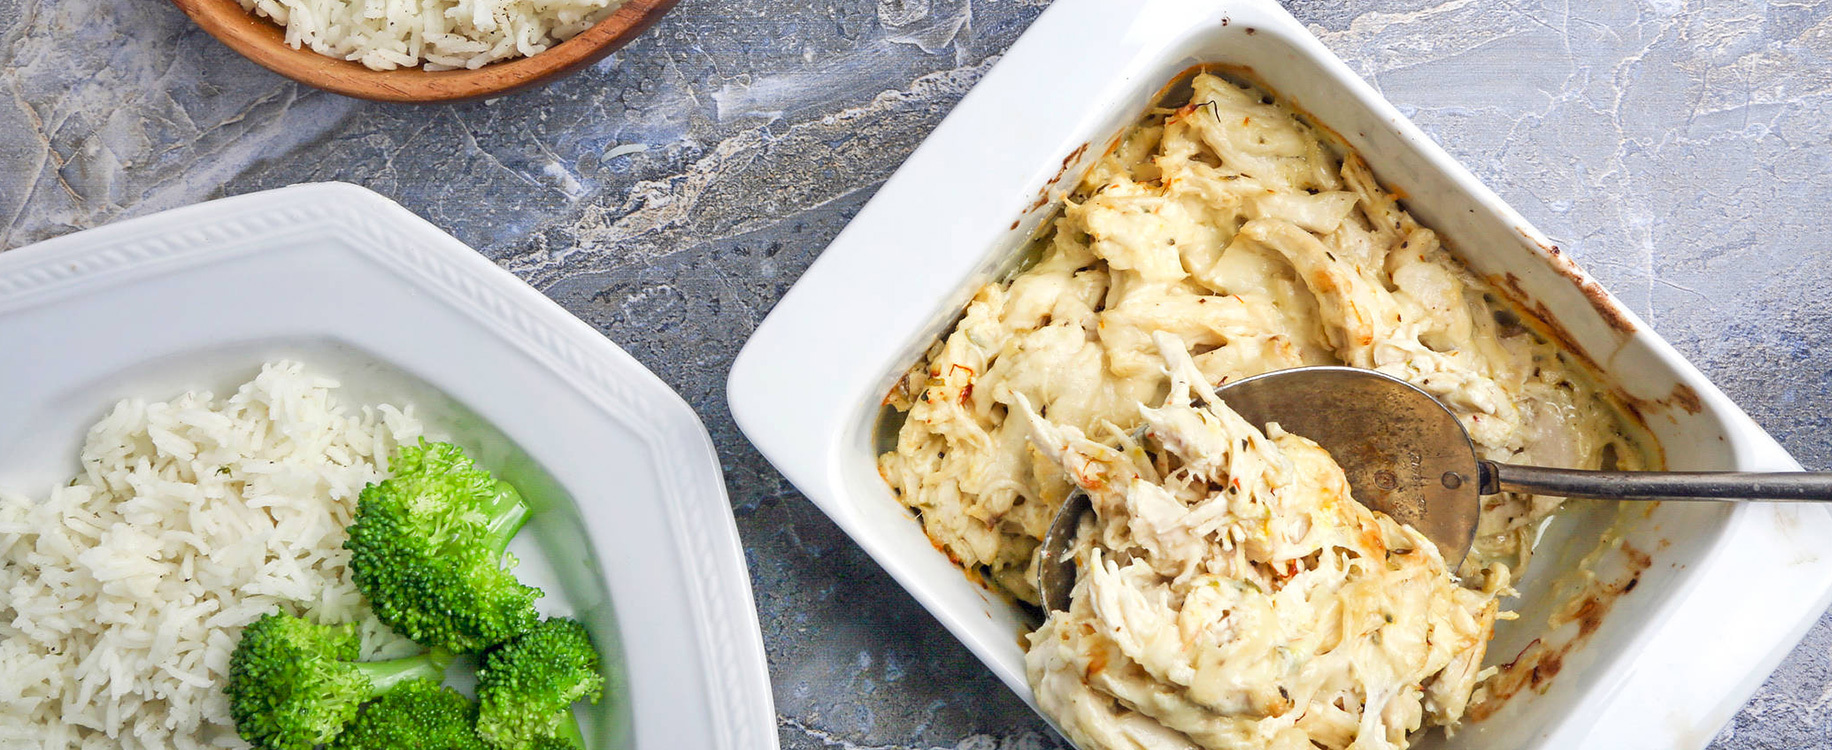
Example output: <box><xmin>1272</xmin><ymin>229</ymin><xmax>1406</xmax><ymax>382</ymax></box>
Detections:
<box><xmin>1210</xmin><ymin>366</ymin><xmax>1484</xmax><ymax>564</ymax></box>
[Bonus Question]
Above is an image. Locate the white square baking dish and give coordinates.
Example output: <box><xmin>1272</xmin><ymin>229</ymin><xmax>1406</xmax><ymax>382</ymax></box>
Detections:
<box><xmin>726</xmin><ymin>0</ymin><xmax>1832</xmax><ymax>747</ymax></box>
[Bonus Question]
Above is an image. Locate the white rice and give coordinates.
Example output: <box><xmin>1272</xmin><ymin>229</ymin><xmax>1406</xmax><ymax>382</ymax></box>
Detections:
<box><xmin>240</xmin><ymin>0</ymin><xmax>626</xmax><ymax>71</ymax></box>
<box><xmin>0</xmin><ymin>362</ymin><xmax>424</xmax><ymax>749</ymax></box>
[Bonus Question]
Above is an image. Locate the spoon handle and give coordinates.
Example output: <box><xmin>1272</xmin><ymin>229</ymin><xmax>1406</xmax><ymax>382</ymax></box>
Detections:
<box><xmin>1482</xmin><ymin>461</ymin><xmax>1832</xmax><ymax>502</ymax></box>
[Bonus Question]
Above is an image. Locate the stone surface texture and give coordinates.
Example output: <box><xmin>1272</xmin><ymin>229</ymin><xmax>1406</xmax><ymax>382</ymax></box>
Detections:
<box><xmin>2</xmin><ymin>0</ymin><xmax>1830</xmax><ymax>747</ymax></box>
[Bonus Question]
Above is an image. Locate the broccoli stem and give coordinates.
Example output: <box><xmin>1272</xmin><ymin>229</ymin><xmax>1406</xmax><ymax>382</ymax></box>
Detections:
<box><xmin>554</xmin><ymin>710</ymin><xmax>588</xmax><ymax>749</ymax></box>
<box><xmin>481</xmin><ymin>481</ymin><xmax>532</xmax><ymax>557</ymax></box>
<box><xmin>352</xmin><ymin>649</ymin><xmax>457</xmax><ymax>696</ymax></box>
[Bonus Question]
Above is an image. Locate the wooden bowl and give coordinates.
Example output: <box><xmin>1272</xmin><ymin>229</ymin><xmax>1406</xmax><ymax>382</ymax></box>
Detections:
<box><xmin>169</xmin><ymin>0</ymin><xmax>678</xmax><ymax>103</ymax></box>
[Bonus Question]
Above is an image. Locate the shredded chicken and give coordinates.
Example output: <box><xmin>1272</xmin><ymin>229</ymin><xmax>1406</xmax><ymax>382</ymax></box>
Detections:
<box><xmin>1022</xmin><ymin>335</ymin><xmax>1495</xmax><ymax>749</ymax></box>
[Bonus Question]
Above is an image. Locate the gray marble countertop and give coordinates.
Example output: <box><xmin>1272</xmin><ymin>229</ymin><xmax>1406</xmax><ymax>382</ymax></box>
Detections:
<box><xmin>4</xmin><ymin>0</ymin><xmax>1831</xmax><ymax>747</ymax></box>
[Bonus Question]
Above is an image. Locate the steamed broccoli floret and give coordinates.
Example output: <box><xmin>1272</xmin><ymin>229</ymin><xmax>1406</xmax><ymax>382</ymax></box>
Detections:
<box><xmin>475</xmin><ymin>618</ymin><xmax>605</xmax><ymax>750</ymax></box>
<box><xmin>329</xmin><ymin>679</ymin><xmax>487</xmax><ymax>750</ymax></box>
<box><xmin>226</xmin><ymin>611</ymin><xmax>455</xmax><ymax>750</ymax></box>
<box><xmin>346</xmin><ymin>440</ymin><xmax>543</xmax><ymax>653</ymax></box>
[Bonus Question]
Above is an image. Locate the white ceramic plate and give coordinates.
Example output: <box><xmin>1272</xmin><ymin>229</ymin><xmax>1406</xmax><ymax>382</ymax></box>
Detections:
<box><xmin>727</xmin><ymin>0</ymin><xmax>1832</xmax><ymax>747</ymax></box>
<box><xmin>0</xmin><ymin>183</ymin><xmax>777</xmax><ymax>750</ymax></box>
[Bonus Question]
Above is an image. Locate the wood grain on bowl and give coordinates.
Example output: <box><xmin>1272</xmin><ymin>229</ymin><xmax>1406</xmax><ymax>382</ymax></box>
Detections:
<box><xmin>168</xmin><ymin>0</ymin><xmax>678</xmax><ymax>103</ymax></box>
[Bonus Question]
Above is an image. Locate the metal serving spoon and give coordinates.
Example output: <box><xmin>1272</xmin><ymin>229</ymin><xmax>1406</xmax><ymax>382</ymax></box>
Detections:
<box><xmin>1038</xmin><ymin>365</ymin><xmax>1832</xmax><ymax>613</ymax></box>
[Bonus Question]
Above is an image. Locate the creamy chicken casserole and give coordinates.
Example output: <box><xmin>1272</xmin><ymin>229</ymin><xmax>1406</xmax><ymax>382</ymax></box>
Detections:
<box><xmin>877</xmin><ymin>71</ymin><xmax>1653</xmax><ymax>749</ymax></box>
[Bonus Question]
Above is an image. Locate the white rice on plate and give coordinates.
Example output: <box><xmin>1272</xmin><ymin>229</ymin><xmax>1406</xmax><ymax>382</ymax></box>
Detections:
<box><xmin>0</xmin><ymin>362</ymin><xmax>424</xmax><ymax>749</ymax></box>
<box><xmin>241</xmin><ymin>0</ymin><xmax>626</xmax><ymax>71</ymax></box>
